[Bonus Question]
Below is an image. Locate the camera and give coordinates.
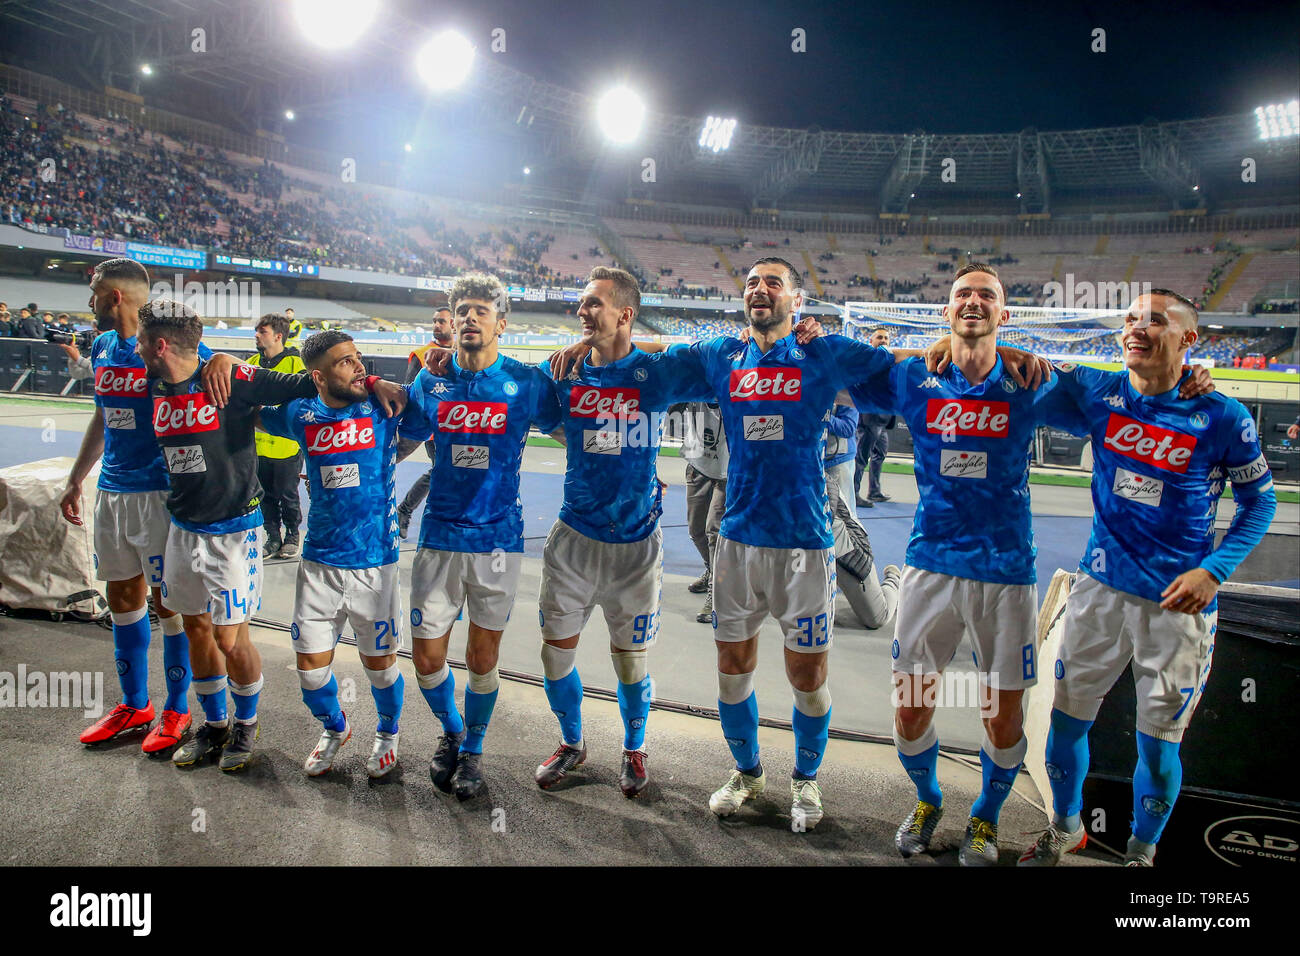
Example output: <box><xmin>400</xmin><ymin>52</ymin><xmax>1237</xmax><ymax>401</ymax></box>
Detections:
<box><xmin>45</xmin><ymin>327</ymin><xmax>97</xmax><ymax>350</ymax></box>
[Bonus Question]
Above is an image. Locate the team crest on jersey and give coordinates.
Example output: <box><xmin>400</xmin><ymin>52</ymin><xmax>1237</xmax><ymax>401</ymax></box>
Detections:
<box><xmin>634</xmin><ymin>367</ymin><xmax>648</xmax><ymax>382</ymax></box>
<box><xmin>1187</xmin><ymin>411</ymin><xmax>1211</xmax><ymax>431</ymax></box>
<box><xmin>1001</xmin><ymin>377</ymin><xmax>1017</xmax><ymax>393</ymax></box>
<box><xmin>411</xmin><ymin>609</ymin><xmax>423</xmax><ymax>627</ymax></box>
<box><xmin>918</xmin><ymin>377</ymin><xmax>942</xmax><ymax>389</ymax></box>
<box><xmin>104</xmin><ymin>406</ymin><xmax>136</xmax><ymax>430</ymax></box>
<box><xmin>321</xmin><ymin>463</ymin><xmax>361</xmax><ymax>489</ymax></box>
<box><xmin>503</xmin><ymin>381</ymin><xmax>519</xmax><ymax>397</ymax></box>
<box><xmin>165</xmin><ymin>445</ymin><xmax>206</xmax><ymax>474</ymax></box>
<box><xmin>790</xmin><ymin>347</ymin><xmax>805</xmax><ymax>360</ymax></box>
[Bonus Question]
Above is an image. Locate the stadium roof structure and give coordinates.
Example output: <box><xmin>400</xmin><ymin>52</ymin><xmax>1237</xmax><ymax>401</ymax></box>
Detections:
<box><xmin>2</xmin><ymin>0</ymin><xmax>1296</xmax><ymax>214</ymax></box>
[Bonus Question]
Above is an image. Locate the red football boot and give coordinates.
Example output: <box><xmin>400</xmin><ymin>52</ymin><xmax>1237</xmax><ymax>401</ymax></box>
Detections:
<box><xmin>142</xmin><ymin>709</ymin><xmax>193</xmax><ymax>754</ymax></box>
<box><xmin>80</xmin><ymin>701</ymin><xmax>155</xmax><ymax>745</ymax></box>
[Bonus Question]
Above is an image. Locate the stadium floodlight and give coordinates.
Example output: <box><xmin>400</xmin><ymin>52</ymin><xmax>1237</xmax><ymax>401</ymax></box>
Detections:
<box><xmin>1255</xmin><ymin>100</ymin><xmax>1299</xmax><ymax>140</ymax></box>
<box><xmin>596</xmin><ymin>87</ymin><xmax>646</xmax><ymax>144</ymax></box>
<box><xmin>294</xmin><ymin>0</ymin><xmax>379</xmax><ymax>50</ymax></box>
<box><xmin>284</xmin><ymin>110</ymin><xmax>295</xmax><ymax>121</ymax></box>
<box><xmin>140</xmin><ymin>64</ymin><xmax>153</xmax><ymax>76</ymax></box>
<box><xmin>404</xmin><ymin>143</ymin><xmax>413</xmax><ymax>153</ymax></box>
<box><xmin>416</xmin><ymin>30</ymin><xmax>476</xmax><ymax>90</ymax></box>
<box><xmin>699</xmin><ymin>116</ymin><xmax>738</xmax><ymax>153</ymax></box>
<box><xmin>522</xmin><ymin>166</ymin><xmax>531</xmax><ymax>175</ymax></box>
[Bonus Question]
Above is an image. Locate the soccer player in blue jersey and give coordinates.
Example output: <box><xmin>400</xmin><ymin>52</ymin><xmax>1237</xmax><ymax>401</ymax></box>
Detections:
<box><xmin>1019</xmin><ymin>289</ymin><xmax>1275</xmax><ymax>867</ymax></box>
<box><xmin>258</xmin><ymin>330</ymin><xmax>436</xmax><ymax>778</ymax></box>
<box><xmin>531</xmin><ymin>267</ymin><xmax>714</xmax><ymax>796</ymax></box>
<box><xmin>59</xmin><ymin>259</ymin><xmax>207</xmax><ymax>755</ymax></box>
<box><xmin>664</xmin><ymin>258</ymin><xmax>904</xmax><ymax>829</ymax></box>
<box><xmin>405</xmin><ymin>273</ymin><xmax>564</xmax><ymax>800</ymax></box>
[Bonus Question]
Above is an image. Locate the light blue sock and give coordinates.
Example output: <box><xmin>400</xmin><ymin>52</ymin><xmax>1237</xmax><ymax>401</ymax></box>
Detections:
<box><xmin>617</xmin><ymin>676</ymin><xmax>652</xmax><ymax>751</ymax></box>
<box><xmin>417</xmin><ymin>666</ymin><xmax>464</xmax><ymax>734</ymax></box>
<box><xmin>792</xmin><ymin>704</ymin><xmax>830</xmax><ymax>780</ymax></box>
<box><xmin>897</xmin><ymin>740</ymin><xmax>942</xmax><ymax>807</ymax></box>
<box><xmin>111</xmin><ymin>607</ymin><xmax>151</xmax><ymax>709</ymax></box>
<box><xmin>544</xmin><ymin>668</ymin><xmax>584</xmax><ymax>746</ymax></box>
<box><xmin>193</xmin><ymin>674</ymin><xmax>228</xmax><ymax>724</ymax></box>
<box><xmin>159</xmin><ymin>617</ymin><xmax>191</xmax><ymax>714</ymax></box>
<box><xmin>229</xmin><ymin>675</ymin><xmax>263</xmax><ymax>723</ymax></box>
<box><xmin>301</xmin><ymin>672</ymin><xmax>346</xmax><ymax>731</ymax></box>
<box><xmin>1045</xmin><ymin>708</ymin><xmax>1093</xmax><ymax>832</ymax></box>
<box><xmin>718</xmin><ymin>691</ymin><xmax>760</xmax><ymax>774</ymax></box>
<box><xmin>461</xmin><ymin>670</ymin><xmax>499</xmax><ymax>755</ymax></box>
<box><xmin>1132</xmin><ymin>732</ymin><xmax>1182</xmax><ymax>845</ymax></box>
<box><xmin>970</xmin><ymin>735</ymin><xmax>1026</xmax><ymax>824</ymax></box>
<box><xmin>370</xmin><ymin>671</ymin><xmax>404</xmax><ymax>735</ymax></box>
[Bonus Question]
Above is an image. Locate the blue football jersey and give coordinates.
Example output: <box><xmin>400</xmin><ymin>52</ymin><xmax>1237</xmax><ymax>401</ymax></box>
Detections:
<box><xmin>1043</xmin><ymin>364</ymin><xmax>1275</xmax><ymax>606</ymax></box>
<box><xmin>543</xmin><ymin>346</ymin><xmax>712</xmax><ymax>543</ymax></box>
<box><xmin>667</xmin><ymin>333</ymin><xmax>894</xmax><ymax>550</ymax></box>
<box><xmin>406</xmin><ymin>355</ymin><xmax>563</xmax><ymax>553</ymax></box>
<box><xmin>851</xmin><ymin>356</ymin><xmax>1071</xmax><ymax>585</ymax></box>
<box><xmin>261</xmin><ymin>393</ymin><xmax>431</xmax><ymax>569</ymax></box>
<box><xmin>91</xmin><ymin>331</ymin><xmax>210</xmax><ymax>493</ymax></box>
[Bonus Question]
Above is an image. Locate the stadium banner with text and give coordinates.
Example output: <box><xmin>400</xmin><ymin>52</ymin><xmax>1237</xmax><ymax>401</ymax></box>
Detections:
<box><xmin>124</xmin><ymin>241</ymin><xmax>206</xmax><ymax>270</ymax></box>
<box><xmin>211</xmin><ymin>253</ymin><xmax>320</xmax><ymax>277</ymax></box>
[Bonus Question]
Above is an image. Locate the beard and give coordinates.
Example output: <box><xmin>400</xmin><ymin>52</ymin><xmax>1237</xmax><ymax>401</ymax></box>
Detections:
<box><xmin>746</xmin><ymin>303</ymin><xmax>786</xmax><ymax>333</ymax></box>
<box><xmin>326</xmin><ymin>379</ymin><xmax>367</xmax><ymax>404</ymax></box>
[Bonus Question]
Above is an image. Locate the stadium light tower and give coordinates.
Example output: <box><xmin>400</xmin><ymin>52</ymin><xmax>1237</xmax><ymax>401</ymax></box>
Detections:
<box><xmin>699</xmin><ymin>116</ymin><xmax>738</xmax><ymax>153</ymax></box>
<box><xmin>295</xmin><ymin>0</ymin><xmax>380</xmax><ymax>50</ymax></box>
<box><xmin>416</xmin><ymin>30</ymin><xmax>476</xmax><ymax>90</ymax></box>
<box><xmin>284</xmin><ymin>109</ymin><xmax>295</xmax><ymax>121</ymax></box>
<box><xmin>139</xmin><ymin>64</ymin><xmax>153</xmax><ymax>76</ymax></box>
<box><xmin>1255</xmin><ymin>100</ymin><xmax>1299</xmax><ymax>140</ymax></box>
<box><xmin>596</xmin><ymin>87</ymin><xmax>645</xmax><ymax>144</ymax></box>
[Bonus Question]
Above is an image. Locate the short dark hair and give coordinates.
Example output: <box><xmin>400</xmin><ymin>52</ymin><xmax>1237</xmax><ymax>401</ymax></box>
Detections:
<box><xmin>284</xmin><ymin>307</ymin><xmax>295</xmax><ymax>316</ymax></box>
<box><xmin>301</xmin><ymin>329</ymin><xmax>355</xmax><ymax>369</ymax></box>
<box><xmin>953</xmin><ymin>262</ymin><xmax>1004</xmax><ymax>300</ymax></box>
<box><xmin>434</xmin><ymin>305</ymin><xmax>452</xmax><ymax>316</ymax></box>
<box><xmin>1149</xmin><ymin>288</ymin><xmax>1200</xmax><ymax>327</ymax></box>
<box><xmin>56</xmin><ymin>312</ymin><xmax>69</xmax><ymax>321</ymax></box>
<box><xmin>586</xmin><ymin>266</ymin><xmax>641</xmax><ymax>315</ymax></box>
<box><xmin>92</xmin><ymin>257</ymin><xmax>150</xmax><ymax>288</ymax></box>
<box><xmin>750</xmin><ymin>257</ymin><xmax>802</xmax><ymax>291</ymax></box>
<box><xmin>138</xmin><ymin>299</ymin><xmax>203</xmax><ymax>353</ymax></box>
<box><xmin>449</xmin><ymin>272</ymin><xmax>509</xmax><ymax>317</ymax></box>
<box><xmin>256</xmin><ymin>312</ymin><xmax>291</xmax><ymax>343</ymax></box>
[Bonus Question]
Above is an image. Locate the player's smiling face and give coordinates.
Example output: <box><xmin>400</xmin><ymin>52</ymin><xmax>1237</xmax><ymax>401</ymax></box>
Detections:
<box><xmin>576</xmin><ymin>279</ymin><xmax>628</xmax><ymax>348</ymax></box>
<box><xmin>454</xmin><ymin>298</ymin><xmax>505</xmax><ymax>353</ymax></box>
<box><xmin>944</xmin><ymin>272</ymin><xmax>1006</xmax><ymax>341</ymax></box>
<box><xmin>317</xmin><ymin>341</ymin><xmax>368</xmax><ymax>404</ymax></box>
<box><xmin>1122</xmin><ymin>294</ymin><xmax>1196</xmax><ymax>374</ymax></box>
<box><xmin>743</xmin><ymin>265</ymin><xmax>801</xmax><ymax>332</ymax></box>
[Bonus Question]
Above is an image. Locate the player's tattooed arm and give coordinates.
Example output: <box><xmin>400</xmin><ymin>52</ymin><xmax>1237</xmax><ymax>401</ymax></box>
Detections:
<box><xmin>1160</xmin><ymin>567</ymin><xmax>1220</xmax><ymax>615</ymax></box>
<box><xmin>369</xmin><ymin>378</ymin><xmax>408</xmax><ymax>417</ymax></box>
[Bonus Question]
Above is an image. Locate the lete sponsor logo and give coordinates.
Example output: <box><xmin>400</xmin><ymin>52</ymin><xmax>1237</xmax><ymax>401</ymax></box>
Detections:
<box><xmin>742</xmin><ymin>415</ymin><xmax>785</xmax><ymax>441</ymax></box>
<box><xmin>569</xmin><ymin>386</ymin><xmax>641</xmax><ymax>418</ymax></box>
<box><xmin>1112</xmin><ymin>466</ymin><xmax>1163</xmax><ymax>506</ymax></box>
<box><xmin>728</xmin><ymin>367</ymin><xmax>801</xmax><ymax>401</ymax></box>
<box><xmin>939</xmin><ymin>448</ymin><xmax>988</xmax><ymax>478</ymax></box>
<box><xmin>451</xmin><ymin>444</ymin><xmax>490</xmax><ymax>468</ymax></box>
<box><xmin>305</xmin><ymin>418</ymin><xmax>375</xmax><ymax>455</ymax></box>
<box><xmin>1102</xmin><ymin>414</ymin><xmax>1195</xmax><ymax>473</ymax></box>
<box><xmin>437</xmin><ymin>401</ymin><xmax>508</xmax><ymax>434</ymax></box>
<box><xmin>925</xmin><ymin>399</ymin><xmax>1010</xmax><ymax>437</ymax></box>
<box><xmin>152</xmin><ymin>394</ymin><xmax>218</xmax><ymax>436</ymax></box>
<box><xmin>94</xmin><ymin>366</ymin><xmax>148</xmax><ymax>397</ymax></box>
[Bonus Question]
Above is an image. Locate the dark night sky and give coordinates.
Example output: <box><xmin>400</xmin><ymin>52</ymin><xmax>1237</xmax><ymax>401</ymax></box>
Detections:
<box><xmin>410</xmin><ymin>0</ymin><xmax>1300</xmax><ymax>132</ymax></box>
